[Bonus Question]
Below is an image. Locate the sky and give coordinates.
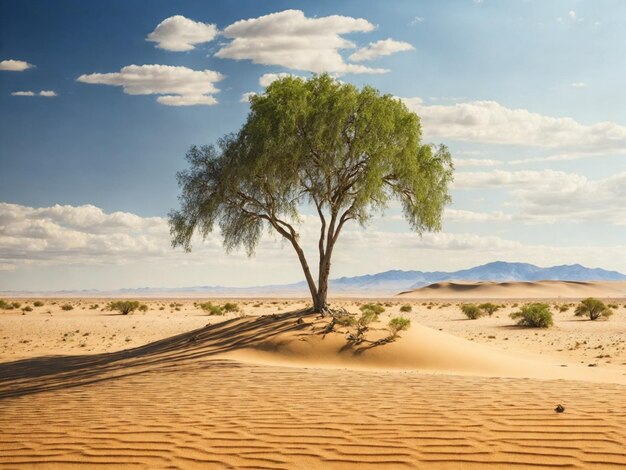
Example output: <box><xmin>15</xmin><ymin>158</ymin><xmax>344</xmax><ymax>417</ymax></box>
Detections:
<box><xmin>1</xmin><ymin>0</ymin><xmax>626</xmax><ymax>291</ymax></box>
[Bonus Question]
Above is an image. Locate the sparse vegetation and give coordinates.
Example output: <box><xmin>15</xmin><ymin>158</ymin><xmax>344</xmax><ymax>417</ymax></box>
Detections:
<box><xmin>222</xmin><ymin>302</ymin><xmax>239</xmax><ymax>313</ymax></box>
<box><xmin>575</xmin><ymin>298</ymin><xmax>613</xmax><ymax>321</ymax></box>
<box><xmin>510</xmin><ymin>303</ymin><xmax>553</xmax><ymax>328</ymax></box>
<box><xmin>61</xmin><ymin>304</ymin><xmax>74</xmax><ymax>311</ymax></box>
<box><xmin>33</xmin><ymin>301</ymin><xmax>44</xmax><ymax>307</ymax></box>
<box><xmin>388</xmin><ymin>317</ymin><xmax>411</xmax><ymax>339</ymax></box>
<box><xmin>0</xmin><ymin>299</ymin><xmax>10</xmax><ymax>309</ymax></box>
<box><xmin>399</xmin><ymin>304</ymin><xmax>412</xmax><ymax>313</ymax></box>
<box><xmin>138</xmin><ymin>304</ymin><xmax>149</xmax><ymax>312</ymax></box>
<box><xmin>461</xmin><ymin>304</ymin><xmax>484</xmax><ymax>320</ymax></box>
<box><xmin>107</xmin><ymin>300</ymin><xmax>140</xmax><ymax>315</ymax></box>
<box><xmin>478</xmin><ymin>302</ymin><xmax>499</xmax><ymax>316</ymax></box>
<box><xmin>22</xmin><ymin>306</ymin><xmax>33</xmax><ymax>312</ymax></box>
<box><xmin>198</xmin><ymin>302</ymin><xmax>224</xmax><ymax>315</ymax></box>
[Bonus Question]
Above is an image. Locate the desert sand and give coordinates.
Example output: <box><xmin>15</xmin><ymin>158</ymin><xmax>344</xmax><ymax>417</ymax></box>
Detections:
<box><xmin>400</xmin><ymin>280</ymin><xmax>626</xmax><ymax>299</ymax></box>
<box><xmin>1</xmin><ymin>291</ymin><xmax>625</xmax><ymax>469</ymax></box>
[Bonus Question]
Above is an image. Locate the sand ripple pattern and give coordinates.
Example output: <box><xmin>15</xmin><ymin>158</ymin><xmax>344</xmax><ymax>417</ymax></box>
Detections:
<box><xmin>1</xmin><ymin>315</ymin><xmax>625</xmax><ymax>469</ymax></box>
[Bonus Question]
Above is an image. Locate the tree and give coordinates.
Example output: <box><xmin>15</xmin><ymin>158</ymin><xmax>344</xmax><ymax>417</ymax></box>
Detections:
<box><xmin>169</xmin><ymin>74</ymin><xmax>453</xmax><ymax>313</ymax></box>
<box><xmin>574</xmin><ymin>297</ymin><xmax>613</xmax><ymax>321</ymax></box>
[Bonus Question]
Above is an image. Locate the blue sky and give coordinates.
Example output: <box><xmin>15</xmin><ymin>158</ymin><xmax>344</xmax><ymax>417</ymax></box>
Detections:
<box><xmin>1</xmin><ymin>0</ymin><xmax>626</xmax><ymax>290</ymax></box>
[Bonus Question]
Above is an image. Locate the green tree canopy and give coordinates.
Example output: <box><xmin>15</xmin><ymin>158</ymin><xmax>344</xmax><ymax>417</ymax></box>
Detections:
<box><xmin>169</xmin><ymin>74</ymin><xmax>454</xmax><ymax>312</ymax></box>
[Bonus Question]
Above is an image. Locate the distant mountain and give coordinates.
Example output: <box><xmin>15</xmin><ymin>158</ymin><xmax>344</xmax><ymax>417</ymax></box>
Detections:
<box><xmin>3</xmin><ymin>261</ymin><xmax>625</xmax><ymax>298</ymax></box>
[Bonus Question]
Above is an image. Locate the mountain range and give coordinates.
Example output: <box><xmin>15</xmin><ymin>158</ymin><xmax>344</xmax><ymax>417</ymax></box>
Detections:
<box><xmin>4</xmin><ymin>261</ymin><xmax>626</xmax><ymax>297</ymax></box>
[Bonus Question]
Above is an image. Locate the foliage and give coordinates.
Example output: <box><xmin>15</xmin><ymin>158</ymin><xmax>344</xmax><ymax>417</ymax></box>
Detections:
<box><xmin>399</xmin><ymin>304</ymin><xmax>412</xmax><ymax>313</ymax></box>
<box><xmin>61</xmin><ymin>304</ymin><xmax>74</xmax><ymax>311</ymax></box>
<box><xmin>138</xmin><ymin>304</ymin><xmax>149</xmax><ymax>312</ymax></box>
<box><xmin>169</xmin><ymin>74</ymin><xmax>454</xmax><ymax>312</ymax></box>
<box><xmin>107</xmin><ymin>301</ymin><xmax>140</xmax><ymax>315</ymax></box>
<box><xmin>388</xmin><ymin>317</ymin><xmax>411</xmax><ymax>338</ymax></box>
<box><xmin>222</xmin><ymin>302</ymin><xmax>239</xmax><ymax>313</ymax></box>
<box><xmin>198</xmin><ymin>302</ymin><xmax>224</xmax><ymax>315</ymax></box>
<box><xmin>0</xmin><ymin>299</ymin><xmax>10</xmax><ymax>309</ymax></box>
<box><xmin>22</xmin><ymin>306</ymin><xmax>33</xmax><ymax>312</ymax></box>
<box><xmin>33</xmin><ymin>301</ymin><xmax>44</xmax><ymax>307</ymax></box>
<box><xmin>359</xmin><ymin>303</ymin><xmax>385</xmax><ymax>315</ymax></box>
<box><xmin>478</xmin><ymin>302</ymin><xmax>499</xmax><ymax>316</ymax></box>
<box><xmin>510</xmin><ymin>303</ymin><xmax>553</xmax><ymax>328</ymax></box>
<box><xmin>574</xmin><ymin>297</ymin><xmax>613</xmax><ymax>321</ymax></box>
<box><xmin>461</xmin><ymin>304</ymin><xmax>484</xmax><ymax>320</ymax></box>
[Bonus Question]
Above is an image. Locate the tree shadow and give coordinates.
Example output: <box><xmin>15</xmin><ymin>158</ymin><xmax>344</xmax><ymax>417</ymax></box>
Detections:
<box><xmin>0</xmin><ymin>309</ymin><xmax>311</xmax><ymax>400</ymax></box>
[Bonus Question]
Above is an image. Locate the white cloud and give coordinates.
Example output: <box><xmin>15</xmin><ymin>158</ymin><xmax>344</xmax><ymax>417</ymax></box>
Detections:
<box><xmin>215</xmin><ymin>9</ymin><xmax>387</xmax><ymax>74</ymax></box>
<box><xmin>11</xmin><ymin>90</ymin><xmax>58</xmax><ymax>97</ymax></box>
<box><xmin>258</xmin><ymin>72</ymin><xmax>302</xmax><ymax>88</ymax></box>
<box><xmin>146</xmin><ymin>15</ymin><xmax>218</xmax><ymax>51</ymax></box>
<box><xmin>453</xmin><ymin>170</ymin><xmax>626</xmax><ymax>225</ymax></box>
<box><xmin>454</xmin><ymin>158</ymin><xmax>502</xmax><ymax>167</ymax></box>
<box><xmin>77</xmin><ymin>64</ymin><xmax>224</xmax><ymax>106</ymax></box>
<box><xmin>2</xmin><ymin>202</ymin><xmax>626</xmax><ymax>287</ymax></box>
<box><xmin>240</xmin><ymin>92</ymin><xmax>256</xmax><ymax>103</ymax></box>
<box><xmin>410</xmin><ymin>16</ymin><xmax>424</xmax><ymax>25</ymax></box>
<box><xmin>348</xmin><ymin>38</ymin><xmax>414</xmax><ymax>62</ymax></box>
<box><xmin>0</xmin><ymin>59</ymin><xmax>34</xmax><ymax>71</ymax></box>
<box><xmin>570</xmin><ymin>82</ymin><xmax>587</xmax><ymax>88</ymax></box>
<box><xmin>445</xmin><ymin>209</ymin><xmax>513</xmax><ymax>222</ymax></box>
<box><xmin>401</xmin><ymin>97</ymin><xmax>626</xmax><ymax>154</ymax></box>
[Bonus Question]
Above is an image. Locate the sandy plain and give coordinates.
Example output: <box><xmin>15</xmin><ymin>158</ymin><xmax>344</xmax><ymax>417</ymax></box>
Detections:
<box><xmin>1</xmin><ymin>284</ymin><xmax>625</xmax><ymax>469</ymax></box>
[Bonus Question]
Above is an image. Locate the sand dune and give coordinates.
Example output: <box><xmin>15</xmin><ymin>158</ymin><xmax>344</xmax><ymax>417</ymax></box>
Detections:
<box><xmin>1</xmin><ymin>309</ymin><xmax>626</xmax><ymax>468</ymax></box>
<box><xmin>399</xmin><ymin>280</ymin><xmax>626</xmax><ymax>299</ymax></box>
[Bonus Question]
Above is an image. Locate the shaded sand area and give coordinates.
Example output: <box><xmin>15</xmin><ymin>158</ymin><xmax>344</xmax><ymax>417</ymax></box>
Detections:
<box><xmin>1</xmin><ymin>298</ymin><xmax>626</xmax><ymax>469</ymax></box>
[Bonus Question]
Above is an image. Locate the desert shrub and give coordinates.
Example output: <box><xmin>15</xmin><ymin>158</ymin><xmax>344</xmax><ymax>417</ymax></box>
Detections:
<box><xmin>359</xmin><ymin>303</ymin><xmax>385</xmax><ymax>315</ymax></box>
<box><xmin>33</xmin><ymin>301</ymin><xmax>44</xmax><ymax>307</ymax></box>
<box><xmin>388</xmin><ymin>317</ymin><xmax>411</xmax><ymax>338</ymax></box>
<box><xmin>11</xmin><ymin>302</ymin><xmax>21</xmax><ymax>309</ymax></box>
<box><xmin>22</xmin><ymin>306</ymin><xmax>33</xmax><ymax>312</ymax></box>
<box><xmin>222</xmin><ymin>302</ymin><xmax>239</xmax><ymax>313</ymax></box>
<box><xmin>399</xmin><ymin>304</ymin><xmax>412</xmax><ymax>313</ymax></box>
<box><xmin>510</xmin><ymin>303</ymin><xmax>553</xmax><ymax>328</ymax></box>
<box><xmin>107</xmin><ymin>300</ymin><xmax>140</xmax><ymax>315</ymax></box>
<box><xmin>574</xmin><ymin>298</ymin><xmax>613</xmax><ymax>321</ymax></box>
<box><xmin>478</xmin><ymin>302</ymin><xmax>499</xmax><ymax>316</ymax></box>
<box><xmin>61</xmin><ymin>304</ymin><xmax>74</xmax><ymax>311</ymax></box>
<box><xmin>198</xmin><ymin>302</ymin><xmax>224</xmax><ymax>315</ymax></box>
<box><xmin>461</xmin><ymin>304</ymin><xmax>484</xmax><ymax>320</ymax></box>
<box><xmin>558</xmin><ymin>304</ymin><xmax>569</xmax><ymax>312</ymax></box>
<box><xmin>0</xmin><ymin>299</ymin><xmax>10</xmax><ymax>309</ymax></box>
<box><xmin>138</xmin><ymin>304</ymin><xmax>149</xmax><ymax>312</ymax></box>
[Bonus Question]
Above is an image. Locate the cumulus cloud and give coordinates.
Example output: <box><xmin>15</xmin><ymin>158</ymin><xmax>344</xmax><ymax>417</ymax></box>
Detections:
<box><xmin>454</xmin><ymin>158</ymin><xmax>502</xmax><ymax>167</ymax></box>
<box><xmin>2</xmin><ymin>202</ymin><xmax>626</xmax><ymax>286</ymax></box>
<box><xmin>240</xmin><ymin>91</ymin><xmax>256</xmax><ymax>103</ymax></box>
<box><xmin>401</xmin><ymin>97</ymin><xmax>626</xmax><ymax>154</ymax></box>
<box><xmin>11</xmin><ymin>90</ymin><xmax>58</xmax><ymax>97</ymax></box>
<box><xmin>77</xmin><ymin>64</ymin><xmax>224</xmax><ymax>106</ymax></box>
<box><xmin>0</xmin><ymin>59</ymin><xmax>34</xmax><ymax>71</ymax></box>
<box><xmin>445</xmin><ymin>209</ymin><xmax>513</xmax><ymax>222</ymax></box>
<box><xmin>454</xmin><ymin>170</ymin><xmax>626</xmax><ymax>225</ymax></box>
<box><xmin>258</xmin><ymin>72</ymin><xmax>303</xmax><ymax>88</ymax></box>
<box><xmin>215</xmin><ymin>9</ymin><xmax>387</xmax><ymax>74</ymax></box>
<box><xmin>348</xmin><ymin>38</ymin><xmax>414</xmax><ymax>62</ymax></box>
<box><xmin>146</xmin><ymin>15</ymin><xmax>218</xmax><ymax>51</ymax></box>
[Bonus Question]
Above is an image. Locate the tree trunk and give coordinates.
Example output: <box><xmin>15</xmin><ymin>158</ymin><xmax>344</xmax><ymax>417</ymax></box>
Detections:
<box><xmin>315</xmin><ymin>242</ymin><xmax>335</xmax><ymax>313</ymax></box>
